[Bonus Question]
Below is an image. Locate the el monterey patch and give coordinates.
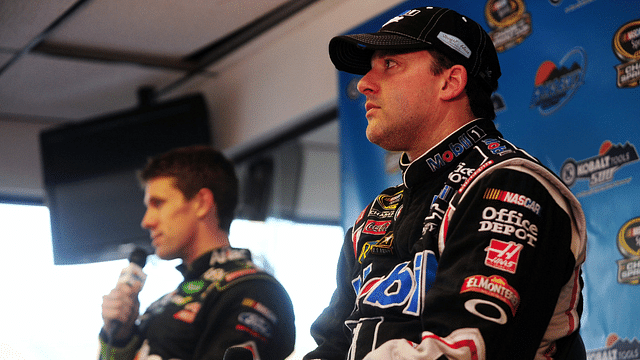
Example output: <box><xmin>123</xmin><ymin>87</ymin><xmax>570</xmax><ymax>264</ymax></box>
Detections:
<box><xmin>461</xmin><ymin>274</ymin><xmax>520</xmax><ymax>316</ymax></box>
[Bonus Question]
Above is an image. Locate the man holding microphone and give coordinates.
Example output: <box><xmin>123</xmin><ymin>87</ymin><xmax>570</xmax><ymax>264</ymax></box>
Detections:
<box><xmin>100</xmin><ymin>145</ymin><xmax>295</xmax><ymax>360</ymax></box>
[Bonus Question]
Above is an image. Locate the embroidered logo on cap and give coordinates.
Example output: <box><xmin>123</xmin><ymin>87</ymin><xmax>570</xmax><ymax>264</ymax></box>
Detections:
<box><xmin>382</xmin><ymin>9</ymin><xmax>421</xmax><ymax>27</ymax></box>
<box><xmin>437</xmin><ymin>32</ymin><xmax>471</xmax><ymax>59</ymax></box>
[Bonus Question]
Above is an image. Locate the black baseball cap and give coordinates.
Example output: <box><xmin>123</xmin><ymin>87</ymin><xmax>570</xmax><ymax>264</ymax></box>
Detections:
<box><xmin>329</xmin><ymin>6</ymin><xmax>501</xmax><ymax>92</ymax></box>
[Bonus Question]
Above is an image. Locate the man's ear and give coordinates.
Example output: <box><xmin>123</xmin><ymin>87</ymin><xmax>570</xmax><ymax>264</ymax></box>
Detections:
<box><xmin>194</xmin><ymin>188</ymin><xmax>216</xmax><ymax>219</ymax></box>
<box><xmin>440</xmin><ymin>64</ymin><xmax>468</xmax><ymax>101</ymax></box>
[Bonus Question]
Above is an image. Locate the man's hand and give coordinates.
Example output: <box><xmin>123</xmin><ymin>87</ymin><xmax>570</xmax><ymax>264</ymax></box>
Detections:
<box><xmin>101</xmin><ymin>282</ymin><xmax>141</xmax><ymax>342</ymax></box>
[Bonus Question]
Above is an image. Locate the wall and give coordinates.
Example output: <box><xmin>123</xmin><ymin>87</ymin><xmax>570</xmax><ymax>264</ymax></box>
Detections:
<box><xmin>173</xmin><ymin>0</ymin><xmax>407</xmax><ymax>152</ymax></box>
<box><xmin>0</xmin><ymin>0</ymin><xmax>405</xmax><ymax>202</ymax></box>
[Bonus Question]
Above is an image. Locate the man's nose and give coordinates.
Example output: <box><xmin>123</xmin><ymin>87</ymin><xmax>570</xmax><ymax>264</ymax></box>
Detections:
<box><xmin>140</xmin><ymin>209</ymin><xmax>154</xmax><ymax>229</ymax></box>
<box><xmin>357</xmin><ymin>70</ymin><xmax>377</xmax><ymax>95</ymax></box>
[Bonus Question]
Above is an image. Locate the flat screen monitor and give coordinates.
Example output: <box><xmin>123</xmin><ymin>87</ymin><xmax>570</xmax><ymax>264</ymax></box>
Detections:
<box><xmin>40</xmin><ymin>94</ymin><xmax>211</xmax><ymax>265</ymax></box>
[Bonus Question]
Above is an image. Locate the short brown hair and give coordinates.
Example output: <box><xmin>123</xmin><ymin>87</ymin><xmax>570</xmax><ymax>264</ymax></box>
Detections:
<box><xmin>139</xmin><ymin>145</ymin><xmax>238</xmax><ymax>232</ymax></box>
<box><xmin>428</xmin><ymin>49</ymin><xmax>497</xmax><ymax>121</ymax></box>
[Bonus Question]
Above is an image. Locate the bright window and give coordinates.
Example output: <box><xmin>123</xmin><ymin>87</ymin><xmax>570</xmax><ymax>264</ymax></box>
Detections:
<box><xmin>0</xmin><ymin>203</ymin><xmax>343</xmax><ymax>359</ymax></box>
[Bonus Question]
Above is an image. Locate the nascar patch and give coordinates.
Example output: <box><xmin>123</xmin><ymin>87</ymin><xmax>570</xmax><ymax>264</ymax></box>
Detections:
<box><xmin>483</xmin><ymin>188</ymin><xmax>542</xmax><ymax>215</ymax></box>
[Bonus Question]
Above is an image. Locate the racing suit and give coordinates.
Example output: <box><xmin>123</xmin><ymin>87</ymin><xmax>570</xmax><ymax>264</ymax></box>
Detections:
<box><xmin>99</xmin><ymin>247</ymin><xmax>295</xmax><ymax>360</ymax></box>
<box><xmin>304</xmin><ymin>119</ymin><xmax>586</xmax><ymax>360</ymax></box>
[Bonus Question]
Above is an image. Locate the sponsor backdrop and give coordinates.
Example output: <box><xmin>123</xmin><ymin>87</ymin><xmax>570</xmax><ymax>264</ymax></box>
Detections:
<box><xmin>337</xmin><ymin>0</ymin><xmax>640</xmax><ymax>356</ymax></box>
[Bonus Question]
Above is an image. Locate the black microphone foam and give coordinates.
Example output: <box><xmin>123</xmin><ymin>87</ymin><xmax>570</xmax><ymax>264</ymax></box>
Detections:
<box><xmin>129</xmin><ymin>247</ymin><xmax>148</xmax><ymax>268</ymax></box>
<box><xmin>223</xmin><ymin>347</ymin><xmax>254</xmax><ymax>360</ymax></box>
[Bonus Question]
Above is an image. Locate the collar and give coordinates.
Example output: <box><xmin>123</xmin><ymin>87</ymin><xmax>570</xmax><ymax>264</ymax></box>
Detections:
<box><xmin>177</xmin><ymin>247</ymin><xmax>251</xmax><ymax>280</ymax></box>
<box><xmin>400</xmin><ymin>119</ymin><xmax>501</xmax><ymax>188</ymax></box>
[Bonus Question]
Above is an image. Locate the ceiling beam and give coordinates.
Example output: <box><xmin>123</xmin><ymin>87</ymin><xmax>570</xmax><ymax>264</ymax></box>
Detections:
<box><xmin>1</xmin><ymin>0</ymin><xmax>322</xmax><ymax>97</ymax></box>
<box><xmin>186</xmin><ymin>0</ymin><xmax>322</xmax><ymax>66</ymax></box>
<box><xmin>157</xmin><ymin>0</ymin><xmax>323</xmax><ymax>96</ymax></box>
<box><xmin>32</xmin><ymin>42</ymin><xmax>204</xmax><ymax>72</ymax></box>
<box><xmin>0</xmin><ymin>0</ymin><xmax>93</xmax><ymax>77</ymax></box>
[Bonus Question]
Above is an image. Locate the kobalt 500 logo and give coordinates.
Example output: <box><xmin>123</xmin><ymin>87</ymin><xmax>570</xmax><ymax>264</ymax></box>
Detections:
<box><xmin>530</xmin><ymin>47</ymin><xmax>587</xmax><ymax>116</ymax></box>
<box><xmin>560</xmin><ymin>141</ymin><xmax>639</xmax><ymax>195</ymax></box>
<box><xmin>587</xmin><ymin>334</ymin><xmax>640</xmax><ymax>359</ymax></box>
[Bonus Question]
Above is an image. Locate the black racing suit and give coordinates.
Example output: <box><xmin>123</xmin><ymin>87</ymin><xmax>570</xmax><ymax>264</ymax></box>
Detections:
<box><xmin>305</xmin><ymin>119</ymin><xmax>586</xmax><ymax>360</ymax></box>
<box><xmin>99</xmin><ymin>247</ymin><xmax>296</xmax><ymax>360</ymax></box>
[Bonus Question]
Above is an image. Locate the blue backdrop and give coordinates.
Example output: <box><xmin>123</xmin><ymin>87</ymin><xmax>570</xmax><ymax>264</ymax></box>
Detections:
<box><xmin>338</xmin><ymin>0</ymin><xmax>640</xmax><ymax>355</ymax></box>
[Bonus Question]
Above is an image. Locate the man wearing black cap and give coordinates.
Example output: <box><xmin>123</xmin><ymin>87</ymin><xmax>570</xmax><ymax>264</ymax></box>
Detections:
<box><xmin>305</xmin><ymin>6</ymin><xmax>587</xmax><ymax>360</ymax></box>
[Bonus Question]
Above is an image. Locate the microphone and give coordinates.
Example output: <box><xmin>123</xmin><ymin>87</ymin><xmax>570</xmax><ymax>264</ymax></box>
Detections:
<box><xmin>223</xmin><ymin>347</ymin><xmax>254</xmax><ymax>360</ymax></box>
<box><xmin>107</xmin><ymin>247</ymin><xmax>148</xmax><ymax>341</ymax></box>
<box><xmin>118</xmin><ymin>247</ymin><xmax>148</xmax><ymax>289</ymax></box>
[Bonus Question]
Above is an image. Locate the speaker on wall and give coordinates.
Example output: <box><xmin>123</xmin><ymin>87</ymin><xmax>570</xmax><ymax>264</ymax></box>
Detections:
<box><xmin>235</xmin><ymin>141</ymin><xmax>305</xmax><ymax>222</ymax></box>
<box><xmin>237</xmin><ymin>157</ymin><xmax>274</xmax><ymax>221</ymax></box>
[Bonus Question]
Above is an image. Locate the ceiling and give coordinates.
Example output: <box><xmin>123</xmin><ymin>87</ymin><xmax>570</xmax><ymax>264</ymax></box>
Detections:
<box><xmin>0</xmin><ymin>0</ymin><xmax>324</xmax><ymax>125</ymax></box>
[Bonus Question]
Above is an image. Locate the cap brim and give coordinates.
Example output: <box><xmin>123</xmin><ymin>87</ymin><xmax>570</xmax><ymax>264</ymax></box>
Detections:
<box><xmin>329</xmin><ymin>32</ymin><xmax>430</xmax><ymax>75</ymax></box>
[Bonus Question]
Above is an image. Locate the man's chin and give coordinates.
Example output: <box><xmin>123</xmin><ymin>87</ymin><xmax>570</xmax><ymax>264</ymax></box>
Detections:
<box><xmin>366</xmin><ymin>131</ymin><xmax>392</xmax><ymax>150</ymax></box>
<box><xmin>154</xmin><ymin>249</ymin><xmax>174</xmax><ymax>261</ymax></box>
<box><xmin>365</xmin><ymin>127</ymin><xmax>382</xmax><ymax>145</ymax></box>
